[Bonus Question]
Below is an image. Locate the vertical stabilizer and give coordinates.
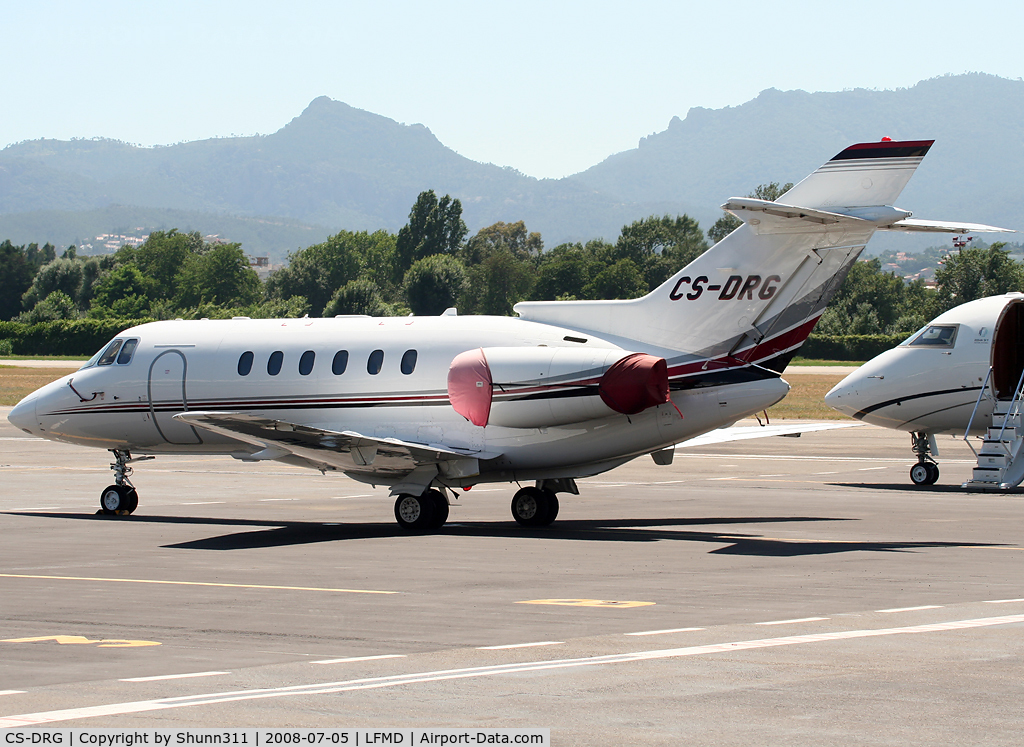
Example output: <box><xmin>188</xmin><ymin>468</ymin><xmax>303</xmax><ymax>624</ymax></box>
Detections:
<box><xmin>515</xmin><ymin>140</ymin><xmax>936</xmax><ymax>373</ymax></box>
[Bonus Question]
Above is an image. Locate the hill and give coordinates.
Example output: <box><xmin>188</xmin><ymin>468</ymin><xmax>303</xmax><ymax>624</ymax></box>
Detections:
<box><xmin>1</xmin><ymin>74</ymin><xmax>1021</xmax><ymax>258</ymax></box>
<box><xmin>574</xmin><ymin>73</ymin><xmax>1024</xmax><ymax>250</ymax></box>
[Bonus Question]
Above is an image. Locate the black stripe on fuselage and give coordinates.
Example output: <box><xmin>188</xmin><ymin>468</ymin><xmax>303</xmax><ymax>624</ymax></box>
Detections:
<box><xmin>852</xmin><ymin>386</ymin><xmax>983</xmax><ymax>420</ymax></box>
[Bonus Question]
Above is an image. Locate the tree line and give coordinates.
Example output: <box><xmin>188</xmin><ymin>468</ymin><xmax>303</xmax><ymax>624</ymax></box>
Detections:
<box><xmin>2</xmin><ymin>187</ymin><xmax>1022</xmax><ymax>346</ymax></box>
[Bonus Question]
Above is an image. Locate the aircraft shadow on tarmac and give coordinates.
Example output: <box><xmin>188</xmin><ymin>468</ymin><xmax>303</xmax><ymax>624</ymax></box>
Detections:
<box><xmin>3</xmin><ymin>511</ymin><xmax>1004</xmax><ymax>556</ymax></box>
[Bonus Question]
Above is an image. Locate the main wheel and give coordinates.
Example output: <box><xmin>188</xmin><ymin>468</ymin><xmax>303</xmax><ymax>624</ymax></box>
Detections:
<box><xmin>511</xmin><ymin>487</ymin><xmax>552</xmax><ymax>527</ymax></box>
<box><xmin>538</xmin><ymin>491</ymin><xmax>559</xmax><ymax>526</ymax></box>
<box><xmin>100</xmin><ymin>484</ymin><xmax>137</xmax><ymax>514</ymax></box>
<box><xmin>394</xmin><ymin>493</ymin><xmax>436</xmax><ymax>531</ymax></box>
<box><xmin>910</xmin><ymin>463</ymin><xmax>931</xmax><ymax>486</ymax></box>
<box><xmin>425</xmin><ymin>489</ymin><xmax>449</xmax><ymax>530</ymax></box>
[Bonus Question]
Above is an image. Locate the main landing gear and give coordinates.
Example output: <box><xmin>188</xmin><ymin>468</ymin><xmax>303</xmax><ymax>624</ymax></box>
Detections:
<box><xmin>393</xmin><ymin>484</ymin><xmax>563</xmax><ymax>532</ymax></box>
<box><xmin>99</xmin><ymin>449</ymin><xmax>140</xmax><ymax>515</ymax></box>
<box><xmin>909</xmin><ymin>431</ymin><xmax>940</xmax><ymax>486</ymax></box>
<box><xmin>510</xmin><ymin>486</ymin><xmax>559</xmax><ymax>527</ymax></box>
<box><xmin>394</xmin><ymin>488</ymin><xmax>449</xmax><ymax>532</ymax></box>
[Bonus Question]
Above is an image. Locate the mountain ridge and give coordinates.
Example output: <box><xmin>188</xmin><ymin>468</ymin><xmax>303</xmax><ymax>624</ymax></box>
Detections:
<box><xmin>2</xmin><ymin>73</ymin><xmax>1021</xmax><ymax>258</ymax></box>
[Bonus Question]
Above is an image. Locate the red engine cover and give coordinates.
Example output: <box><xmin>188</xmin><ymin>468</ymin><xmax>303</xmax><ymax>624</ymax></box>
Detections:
<box><xmin>448</xmin><ymin>348</ymin><xmax>493</xmax><ymax>427</ymax></box>
<box><xmin>598</xmin><ymin>353</ymin><xmax>670</xmax><ymax>415</ymax></box>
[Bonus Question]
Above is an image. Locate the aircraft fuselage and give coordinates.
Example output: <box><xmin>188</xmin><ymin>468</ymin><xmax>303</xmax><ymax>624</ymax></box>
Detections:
<box><xmin>10</xmin><ymin>315</ymin><xmax>789</xmax><ymax>487</ymax></box>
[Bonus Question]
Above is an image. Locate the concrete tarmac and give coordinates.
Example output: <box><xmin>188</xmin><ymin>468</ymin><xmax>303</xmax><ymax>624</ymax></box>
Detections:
<box><xmin>1</xmin><ymin>409</ymin><xmax>1022</xmax><ymax>744</ymax></box>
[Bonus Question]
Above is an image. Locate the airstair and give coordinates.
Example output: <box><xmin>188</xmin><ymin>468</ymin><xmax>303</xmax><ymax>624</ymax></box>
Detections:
<box><xmin>962</xmin><ymin>367</ymin><xmax>1024</xmax><ymax>490</ymax></box>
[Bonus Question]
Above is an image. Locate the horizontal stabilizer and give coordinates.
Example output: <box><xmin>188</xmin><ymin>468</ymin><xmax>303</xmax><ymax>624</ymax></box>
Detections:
<box><xmin>879</xmin><ymin>218</ymin><xmax>1014</xmax><ymax>234</ymax></box>
<box><xmin>722</xmin><ymin>198</ymin><xmax>872</xmax><ymax>233</ymax></box>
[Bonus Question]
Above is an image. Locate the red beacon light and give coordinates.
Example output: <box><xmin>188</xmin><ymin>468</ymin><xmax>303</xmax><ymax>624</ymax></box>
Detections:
<box><xmin>881</xmin><ymin>137</ymin><xmax>892</xmax><ymax>141</ymax></box>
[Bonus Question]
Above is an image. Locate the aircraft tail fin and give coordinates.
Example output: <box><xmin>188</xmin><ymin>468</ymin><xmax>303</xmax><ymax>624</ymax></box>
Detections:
<box><xmin>778</xmin><ymin>139</ymin><xmax>934</xmax><ymax>209</ymax></box>
<box><xmin>515</xmin><ymin>139</ymin><xmax>1003</xmax><ymax>379</ymax></box>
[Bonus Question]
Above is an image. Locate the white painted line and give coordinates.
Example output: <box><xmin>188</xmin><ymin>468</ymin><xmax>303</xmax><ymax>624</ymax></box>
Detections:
<box><xmin>259</xmin><ymin>498</ymin><xmax>299</xmax><ymax>502</ymax></box>
<box><xmin>477</xmin><ymin>641</ymin><xmax>564</xmax><ymax>650</ymax></box>
<box><xmin>758</xmin><ymin>474</ymin><xmax>786</xmax><ymax>477</ymax></box>
<box><xmin>181</xmin><ymin>502</ymin><xmax>225</xmax><ymax>505</ymax></box>
<box><xmin>858</xmin><ymin>467</ymin><xmax>887</xmax><ymax>471</ymax></box>
<box><xmin>8</xmin><ymin>507</ymin><xmax>59</xmax><ymax>511</ymax></box>
<box><xmin>625</xmin><ymin>627</ymin><xmax>704</xmax><ymax>637</ymax></box>
<box><xmin>984</xmin><ymin>598</ymin><xmax>1024</xmax><ymax>604</ymax></box>
<box><xmin>755</xmin><ymin>617</ymin><xmax>830</xmax><ymax>626</ymax></box>
<box><xmin>313</xmin><ymin>655</ymin><xmax>407</xmax><ymax>665</ymax></box>
<box><xmin>5</xmin><ymin>613</ymin><xmax>1024</xmax><ymax>727</ymax></box>
<box><xmin>707</xmin><ymin>477</ymin><xmax>738</xmax><ymax>481</ymax></box>
<box><xmin>120</xmin><ymin>671</ymin><xmax>230</xmax><ymax>682</ymax></box>
<box><xmin>876</xmin><ymin>605</ymin><xmax>943</xmax><ymax>613</ymax></box>
<box><xmin>0</xmin><ymin>691</ymin><xmax>26</xmax><ymax>696</ymax></box>
<box><xmin>677</xmin><ymin>452</ymin><xmax>977</xmax><ymax>464</ymax></box>
<box><xmin>814</xmin><ymin>471</ymin><xmax>839</xmax><ymax>475</ymax></box>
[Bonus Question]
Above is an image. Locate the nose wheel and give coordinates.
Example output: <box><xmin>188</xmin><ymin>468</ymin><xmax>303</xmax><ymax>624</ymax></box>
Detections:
<box><xmin>909</xmin><ymin>432</ymin><xmax>940</xmax><ymax>486</ymax></box>
<box><xmin>100</xmin><ymin>484</ymin><xmax>139</xmax><ymax>514</ymax></box>
<box><xmin>909</xmin><ymin>462</ymin><xmax>939</xmax><ymax>486</ymax></box>
<box><xmin>98</xmin><ymin>449</ymin><xmax>147</xmax><ymax>515</ymax></box>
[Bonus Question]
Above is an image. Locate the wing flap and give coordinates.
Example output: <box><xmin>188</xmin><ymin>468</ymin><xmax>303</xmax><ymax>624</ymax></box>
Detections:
<box><xmin>174</xmin><ymin>411</ymin><xmax>498</xmax><ymax>478</ymax></box>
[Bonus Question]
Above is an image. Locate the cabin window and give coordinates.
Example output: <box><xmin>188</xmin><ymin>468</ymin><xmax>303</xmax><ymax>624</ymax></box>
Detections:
<box><xmin>299</xmin><ymin>350</ymin><xmax>316</xmax><ymax>376</ymax></box>
<box><xmin>268</xmin><ymin>350</ymin><xmax>284</xmax><ymax>375</ymax></box>
<box><xmin>98</xmin><ymin>339</ymin><xmax>123</xmax><ymax>366</ymax></box>
<box><xmin>401</xmin><ymin>349</ymin><xmax>418</xmax><ymax>375</ymax></box>
<box><xmin>116</xmin><ymin>338</ymin><xmax>139</xmax><ymax>365</ymax></box>
<box><xmin>332</xmin><ymin>350</ymin><xmax>349</xmax><ymax>375</ymax></box>
<box><xmin>367</xmin><ymin>349</ymin><xmax>384</xmax><ymax>375</ymax></box>
<box><xmin>237</xmin><ymin>351</ymin><xmax>254</xmax><ymax>376</ymax></box>
<box><xmin>908</xmin><ymin>324</ymin><xmax>958</xmax><ymax>348</ymax></box>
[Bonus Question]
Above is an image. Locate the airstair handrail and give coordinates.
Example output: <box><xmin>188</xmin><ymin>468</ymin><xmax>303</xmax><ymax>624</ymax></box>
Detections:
<box><xmin>996</xmin><ymin>366</ymin><xmax>1024</xmax><ymax>444</ymax></box>
<box><xmin>963</xmin><ymin>367</ymin><xmax>993</xmax><ymax>456</ymax></box>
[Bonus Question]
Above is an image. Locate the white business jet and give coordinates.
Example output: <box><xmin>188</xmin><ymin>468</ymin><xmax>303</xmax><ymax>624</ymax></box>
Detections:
<box><xmin>826</xmin><ymin>292</ymin><xmax>1024</xmax><ymax>489</ymax></box>
<box><xmin>9</xmin><ymin>139</ymin><xmax>1004</xmax><ymax>530</ymax></box>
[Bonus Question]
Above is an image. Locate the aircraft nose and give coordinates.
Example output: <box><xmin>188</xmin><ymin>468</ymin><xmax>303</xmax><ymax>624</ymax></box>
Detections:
<box><xmin>824</xmin><ymin>375</ymin><xmax>864</xmax><ymax>417</ymax></box>
<box><xmin>8</xmin><ymin>393</ymin><xmax>38</xmax><ymax>434</ymax></box>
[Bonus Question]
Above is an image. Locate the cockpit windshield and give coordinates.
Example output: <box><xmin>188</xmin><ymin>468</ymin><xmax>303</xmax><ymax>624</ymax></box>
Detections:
<box><xmin>81</xmin><ymin>337</ymin><xmax>140</xmax><ymax>369</ymax></box>
<box><xmin>98</xmin><ymin>339</ymin><xmax>124</xmax><ymax>366</ymax></box>
<box><xmin>906</xmin><ymin>324</ymin><xmax>958</xmax><ymax>348</ymax></box>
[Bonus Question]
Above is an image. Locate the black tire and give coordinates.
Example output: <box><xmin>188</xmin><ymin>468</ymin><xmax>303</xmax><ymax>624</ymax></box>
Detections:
<box><xmin>511</xmin><ymin>487</ymin><xmax>551</xmax><ymax>527</ymax></box>
<box><xmin>910</xmin><ymin>463</ymin><xmax>931</xmax><ymax>486</ymax></box>
<box><xmin>100</xmin><ymin>484</ymin><xmax>134</xmax><ymax>514</ymax></box>
<box><xmin>538</xmin><ymin>491</ymin><xmax>559</xmax><ymax>526</ymax></box>
<box><xmin>925</xmin><ymin>463</ymin><xmax>940</xmax><ymax>485</ymax></box>
<box><xmin>394</xmin><ymin>493</ymin><xmax>435</xmax><ymax>531</ymax></box>
<box><xmin>425</xmin><ymin>489</ymin><xmax>449</xmax><ymax>529</ymax></box>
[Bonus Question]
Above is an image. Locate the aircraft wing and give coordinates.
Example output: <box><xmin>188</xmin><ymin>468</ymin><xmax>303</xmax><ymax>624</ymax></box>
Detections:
<box><xmin>675</xmin><ymin>421</ymin><xmax>864</xmax><ymax>449</ymax></box>
<box><xmin>879</xmin><ymin>218</ymin><xmax>1014</xmax><ymax>233</ymax></box>
<box><xmin>174</xmin><ymin>411</ymin><xmax>495</xmax><ymax>481</ymax></box>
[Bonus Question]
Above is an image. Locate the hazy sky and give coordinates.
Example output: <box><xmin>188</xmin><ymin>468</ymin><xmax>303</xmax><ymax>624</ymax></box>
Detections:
<box><xmin>6</xmin><ymin>0</ymin><xmax>1023</xmax><ymax>179</ymax></box>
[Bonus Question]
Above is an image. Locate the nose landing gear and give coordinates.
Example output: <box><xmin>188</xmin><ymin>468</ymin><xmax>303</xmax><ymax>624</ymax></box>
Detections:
<box><xmin>98</xmin><ymin>449</ymin><xmax>148</xmax><ymax>515</ymax></box>
<box><xmin>909</xmin><ymin>432</ymin><xmax>940</xmax><ymax>486</ymax></box>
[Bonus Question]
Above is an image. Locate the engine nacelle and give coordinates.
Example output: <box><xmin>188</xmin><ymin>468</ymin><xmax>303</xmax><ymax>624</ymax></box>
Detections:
<box><xmin>448</xmin><ymin>346</ymin><xmax>671</xmax><ymax>428</ymax></box>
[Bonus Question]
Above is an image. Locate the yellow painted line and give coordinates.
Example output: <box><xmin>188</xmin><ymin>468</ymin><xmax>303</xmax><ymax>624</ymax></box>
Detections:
<box><xmin>517</xmin><ymin>598</ymin><xmax>655</xmax><ymax>608</ymax></box>
<box><xmin>0</xmin><ymin>573</ymin><xmax>397</xmax><ymax>595</ymax></box>
<box><xmin>3</xmin><ymin>635</ymin><xmax>160</xmax><ymax>648</ymax></box>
